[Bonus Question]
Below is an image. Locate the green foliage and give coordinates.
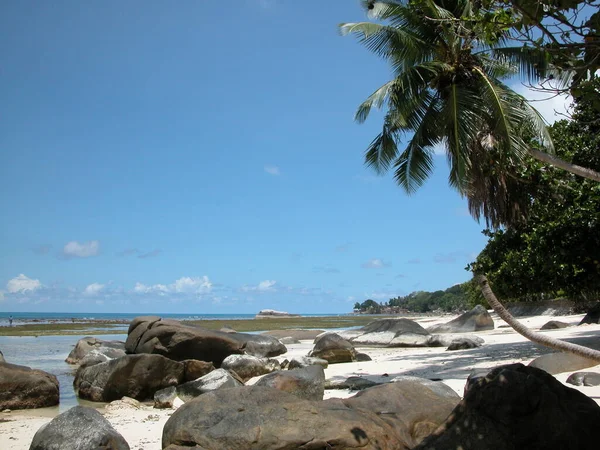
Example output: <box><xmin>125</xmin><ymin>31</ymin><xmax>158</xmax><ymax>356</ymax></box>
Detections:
<box><xmin>469</xmin><ymin>79</ymin><xmax>600</xmax><ymax>301</ymax></box>
<box><xmin>357</xmin><ymin>298</ymin><xmax>383</xmax><ymax>313</ymax></box>
<box><xmin>387</xmin><ymin>282</ymin><xmax>475</xmax><ymax>312</ymax></box>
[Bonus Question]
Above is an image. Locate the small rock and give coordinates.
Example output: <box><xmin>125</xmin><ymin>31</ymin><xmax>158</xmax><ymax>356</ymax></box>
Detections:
<box><xmin>566</xmin><ymin>372</ymin><xmax>600</xmax><ymax>387</ymax></box>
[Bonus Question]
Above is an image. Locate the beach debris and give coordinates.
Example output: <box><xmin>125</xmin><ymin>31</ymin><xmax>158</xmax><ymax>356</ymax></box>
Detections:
<box><xmin>221</xmin><ymin>354</ymin><xmax>280</xmax><ymax>382</ymax></box>
<box><xmin>74</xmin><ymin>354</ymin><xmax>185</xmax><ymax>402</ymax></box>
<box><xmin>309</xmin><ymin>333</ymin><xmax>358</xmax><ymax>363</ymax></box>
<box><xmin>426</xmin><ymin>304</ymin><xmax>494</xmax><ymax>333</ymax></box>
<box><xmin>414</xmin><ymin>364</ymin><xmax>600</xmax><ymax>450</ymax></box>
<box><xmin>0</xmin><ymin>361</ymin><xmax>59</xmax><ymax>410</ymax></box>
<box><xmin>29</xmin><ymin>405</ymin><xmax>130</xmax><ymax>450</ymax></box>
<box><xmin>176</xmin><ymin>368</ymin><xmax>242</xmax><ymax>402</ymax></box>
<box><xmin>256</xmin><ymin>365</ymin><xmax>325</xmax><ymax>400</ymax></box>
<box><xmin>566</xmin><ymin>371</ymin><xmax>600</xmax><ymax>387</ymax></box>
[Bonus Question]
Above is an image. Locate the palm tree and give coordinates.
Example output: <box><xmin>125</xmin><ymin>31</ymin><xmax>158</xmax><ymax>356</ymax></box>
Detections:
<box><xmin>342</xmin><ymin>0</ymin><xmax>600</xmax><ymax>360</ymax></box>
<box><xmin>341</xmin><ymin>0</ymin><xmax>600</xmax><ymax>228</ymax></box>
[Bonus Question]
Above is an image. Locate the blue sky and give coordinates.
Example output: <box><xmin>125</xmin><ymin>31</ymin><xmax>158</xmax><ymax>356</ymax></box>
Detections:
<box><xmin>0</xmin><ymin>0</ymin><xmax>569</xmax><ymax>314</ymax></box>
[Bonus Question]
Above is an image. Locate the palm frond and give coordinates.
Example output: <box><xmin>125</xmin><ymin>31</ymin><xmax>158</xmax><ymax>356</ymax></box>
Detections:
<box><xmin>491</xmin><ymin>47</ymin><xmax>553</xmax><ymax>85</ymax></box>
<box><xmin>364</xmin><ymin>116</ymin><xmax>399</xmax><ymax>174</ymax></box>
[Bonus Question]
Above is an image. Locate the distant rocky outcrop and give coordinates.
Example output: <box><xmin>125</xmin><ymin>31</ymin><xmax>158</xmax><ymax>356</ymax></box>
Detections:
<box><xmin>162</xmin><ymin>379</ymin><xmax>460</xmax><ymax>450</ymax></box>
<box><xmin>125</xmin><ymin>316</ymin><xmax>285</xmax><ymax>364</ymax></box>
<box><xmin>255</xmin><ymin>309</ymin><xmax>301</xmax><ymax>318</ymax></box>
<box><xmin>0</xmin><ymin>362</ymin><xmax>59</xmax><ymax>410</ymax></box>
<box><xmin>29</xmin><ymin>406</ymin><xmax>130</xmax><ymax>450</ymax></box>
<box><xmin>308</xmin><ymin>333</ymin><xmax>358</xmax><ymax>363</ymax></box>
<box><xmin>74</xmin><ymin>354</ymin><xmax>185</xmax><ymax>402</ymax></box>
<box><xmin>414</xmin><ymin>364</ymin><xmax>600</xmax><ymax>450</ymax></box>
<box><xmin>65</xmin><ymin>336</ymin><xmax>126</xmax><ymax>365</ymax></box>
<box><xmin>427</xmin><ymin>305</ymin><xmax>494</xmax><ymax>333</ymax></box>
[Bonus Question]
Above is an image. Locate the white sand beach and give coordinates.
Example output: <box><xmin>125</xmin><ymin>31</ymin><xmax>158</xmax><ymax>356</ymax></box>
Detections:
<box><xmin>2</xmin><ymin>312</ymin><xmax>600</xmax><ymax>450</ymax></box>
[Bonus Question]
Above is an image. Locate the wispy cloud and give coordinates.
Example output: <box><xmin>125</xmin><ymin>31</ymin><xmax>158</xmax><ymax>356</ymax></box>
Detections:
<box><xmin>313</xmin><ymin>266</ymin><xmax>340</xmax><ymax>274</ymax></box>
<box><xmin>134</xmin><ymin>276</ymin><xmax>213</xmax><ymax>295</ymax></box>
<box><xmin>138</xmin><ymin>249</ymin><xmax>162</xmax><ymax>259</ymax></box>
<box><xmin>361</xmin><ymin>258</ymin><xmax>391</xmax><ymax>269</ymax></box>
<box><xmin>264</xmin><ymin>165</ymin><xmax>281</xmax><ymax>176</ymax></box>
<box><xmin>118</xmin><ymin>248</ymin><xmax>163</xmax><ymax>259</ymax></box>
<box><xmin>7</xmin><ymin>274</ymin><xmax>42</xmax><ymax>293</ymax></box>
<box><xmin>63</xmin><ymin>240</ymin><xmax>100</xmax><ymax>258</ymax></box>
<box><xmin>407</xmin><ymin>258</ymin><xmax>422</xmax><ymax>264</ymax></box>
<box><xmin>335</xmin><ymin>242</ymin><xmax>352</xmax><ymax>253</ymax></box>
<box><xmin>117</xmin><ymin>248</ymin><xmax>140</xmax><ymax>257</ymax></box>
<box><xmin>395</xmin><ymin>273</ymin><xmax>406</xmax><ymax>279</ymax></box>
<box><xmin>434</xmin><ymin>251</ymin><xmax>471</xmax><ymax>264</ymax></box>
<box><xmin>241</xmin><ymin>280</ymin><xmax>277</xmax><ymax>292</ymax></box>
<box><xmin>83</xmin><ymin>283</ymin><xmax>104</xmax><ymax>296</ymax></box>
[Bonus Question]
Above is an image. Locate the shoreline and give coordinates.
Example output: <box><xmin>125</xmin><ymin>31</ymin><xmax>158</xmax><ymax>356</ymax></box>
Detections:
<box><xmin>1</xmin><ymin>312</ymin><xmax>600</xmax><ymax>449</ymax></box>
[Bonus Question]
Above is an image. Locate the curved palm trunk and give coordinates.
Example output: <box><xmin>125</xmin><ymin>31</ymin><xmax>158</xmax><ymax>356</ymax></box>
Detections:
<box><xmin>475</xmin><ymin>274</ymin><xmax>600</xmax><ymax>362</ymax></box>
<box><xmin>529</xmin><ymin>149</ymin><xmax>600</xmax><ymax>182</ymax></box>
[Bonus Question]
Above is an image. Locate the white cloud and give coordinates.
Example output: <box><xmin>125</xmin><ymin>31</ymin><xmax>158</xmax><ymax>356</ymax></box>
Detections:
<box><xmin>63</xmin><ymin>240</ymin><xmax>100</xmax><ymax>258</ymax></box>
<box><xmin>133</xmin><ymin>276</ymin><xmax>212</xmax><ymax>295</ymax></box>
<box><xmin>83</xmin><ymin>283</ymin><xmax>104</xmax><ymax>296</ymax></box>
<box><xmin>264</xmin><ymin>165</ymin><xmax>281</xmax><ymax>176</ymax></box>
<box><xmin>512</xmin><ymin>83</ymin><xmax>572</xmax><ymax>125</ymax></box>
<box><xmin>7</xmin><ymin>274</ymin><xmax>42</xmax><ymax>293</ymax></box>
<box><xmin>361</xmin><ymin>258</ymin><xmax>391</xmax><ymax>269</ymax></box>
<box><xmin>0</xmin><ymin>291</ymin><xmax>5</xmax><ymax>302</ymax></box>
<box><xmin>242</xmin><ymin>280</ymin><xmax>277</xmax><ymax>292</ymax></box>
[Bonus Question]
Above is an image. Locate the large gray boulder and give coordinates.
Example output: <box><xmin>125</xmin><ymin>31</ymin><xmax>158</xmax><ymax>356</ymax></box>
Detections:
<box><xmin>414</xmin><ymin>364</ymin><xmax>600</xmax><ymax>450</ymax></box>
<box><xmin>339</xmin><ymin>318</ymin><xmax>432</xmax><ymax>347</ymax></box>
<box><xmin>308</xmin><ymin>333</ymin><xmax>357</xmax><ymax>363</ymax></box>
<box><xmin>427</xmin><ymin>305</ymin><xmax>494</xmax><ymax>333</ymax></box>
<box><xmin>288</xmin><ymin>356</ymin><xmax>329</xmax><ymax>369</ymax></box>
<box><xmin>162</xmin><ymin>379</ymin><xmax>459</xmax><ymax>450</ymax></box>
<box><xmin>65</xmin><ymin>337</ymin><xmax>126</xmax><ymax>365</ymax></box>
<box><xmin>29</xmin><ymin>405</ymin><xmax>129</xmax><ymax>450</ymax></box>
<box><xmin>182</xmin><ymin>359</ymin><xmax>214</xmax><ymax>381</ymax></box>
<box><xmin>74</xmin><ymin>354</ymin><xmax>185</xmax><ymax>402</ymax></box>
<box><xmin>0</xmin><ymin>362</ymin><xmax>59</xmax><ymax>410</ymax></box>
<box><xmin>176</xmin><ymin>368</ymin><xmax>242</xmax><ymax>402</ymax></box>
<box><xmin>255</xmin><ymin>365</ymin><xmax>325</xmax><ymax>401</ymax></box>
<box><xmin>541</xmin><ymin>320</ymin><xmax>571</xmax><ymax>330</ymax></box>
<box><xmin>528</xmin><ymin>351</ymin><xmax>599</xmax><ymax>374</ymax></box>
<box><xmin>579</xmin><ymin>302</ymin><xmax>600</xmax><ymax>325</ymax></box>
<box><xmin>125</xmin><ymin>316</ymin><xmax>244</xmax><ymax>366</ymax></box>
<box><xmin>566</xmin><ymin>372</ymin><xmax>600</xmax><ymax>387</ymax></box>
<box><xmin>221</xmin><ymin>354</ymin><xmax>280</xmax><ymax>382</ymax></box>
<box><xmin>226</xmin><ymin>333</ymin><xmax>287</xmax><ymax>358</ymax></box>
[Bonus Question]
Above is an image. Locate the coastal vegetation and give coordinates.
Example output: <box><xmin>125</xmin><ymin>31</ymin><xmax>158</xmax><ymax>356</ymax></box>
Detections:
<box><xmin>342</xmin><ymin>0</ymin><xmax>600</xmax><ymax>360</ymax></box>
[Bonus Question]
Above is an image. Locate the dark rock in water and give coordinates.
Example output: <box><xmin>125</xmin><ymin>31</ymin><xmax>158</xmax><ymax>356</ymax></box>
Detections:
<box><xmin>219</xmin><ymin>325</ymin><xmax>236</xmax><ymax>333</ymax></box>
<box><xmin>541</xmin><ymin>320</ymin><xmax>571</xmax><ymax>330</ymax></box>
<box><xmin>427</xmin><ymin>305</ymin><xmax>494</xmax><ymax>333</ymax></box>
<box><xmin>29</xmin><ymin>405</ymin><xmax>130</xmax><ymax>450</ymax></box>
<box><xmin>255</xmin><ymin>309</ymin><xmax>300</xmax><ymax>318</ymax></box>
<box><xmin>287</xmin><ymin>356</ymin><xmax>328</xmax><ymax>369</ymax></box>
<box><xmin>74</xmin><ymin>354</ymin><xmax>185</xmax><ymax>402</ymax></box>
<box><xmin>255</xmin><ymin>365</ymin><xmax>325</xmax><ymax>401</ymax></box>
<box><xmin>446</xmin><ymin>337</ymin><xmax>482</xmax><ymax>351</ymax></box>
<box><xmin>162</xmin><ymin>379</ymin><xmax>459</xmax><ymax>450</ymax></box>
<box><xmin>221</xmin><ymin>354</ymin><xmax>280</xmax><ymax>382</ymax></box>
<box><xmin>528</xmin><ymin>352</ymin><xmax>599</xmax><ymax>375</ymax></box>
<box><xmin>263</xmin><ymin>329</ymin><xmax>325</xmax><ymax>340</ymax></box>
<box><xmin>182</xmin><ymin>359</ymin><xmax>214</xmax><ymax>382</ymax></box>
<box><xmin>309</xmin><ymin>333</ymin><xmax>357</xmax><ymax>364</ymax></box>
<box><xmin>356</xmin><ymin>352</ymin><xmax>372</xmax><ymax>361</ymax></box>
<box><xmin>566</xmin><ymin>372</ymin><xmax>600</xmax><ymax>387</ymax></box>
<box><xmin>176</xmin><ymin>368</ymin><xmax>242</xmax><ymax>402</ymax></box>
<box><xmin>0</xmin><ymin>362</ymin><xmax>59</xmax><ymax>410</ymax></box>
<box><xmin>125</xmin><ymin>316</ymin><xmax>244</xmax><ymax>366</ymax></box>
<box><xmin>414</xmin><ymin>363</ymin><xmax>600</xmax><ymax>450</ymax></box>
<box><xmin>0</xmin><ymin>349</ymin><xmax>4</xmax><ymax>362</ymax></box>
<box><xmin>66</xmin><ymin>337</ymin><xmax>126</xmax><ymax>365</ymax></box>
<box><xmin>154</xmin><ymin>386</ymin><xmax>178</xmax><ymax>409</ymax></box>
<box><xmin>579</xmin><ymin>303</ymin><xmax>600</xmax><ymax>325</ymax></box>
<box><xmin>342</xmin><ymin>318</ymin><xmax>431</xmax><ymax>347</ymax></box>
